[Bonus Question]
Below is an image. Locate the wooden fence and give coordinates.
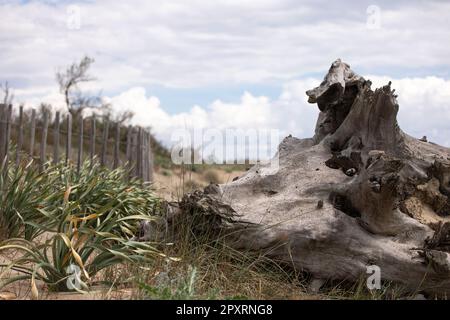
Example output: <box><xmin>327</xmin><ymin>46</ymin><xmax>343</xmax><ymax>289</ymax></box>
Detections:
<box><xmin>0</xmin><ymin>103</ymin><xmax>153</xmax><ymax>182</ymax></box>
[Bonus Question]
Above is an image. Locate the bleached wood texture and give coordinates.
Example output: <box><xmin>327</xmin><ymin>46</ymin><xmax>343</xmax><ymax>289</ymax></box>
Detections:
<box><xmin>172</xmin><ymin>59</ymin><xmax>450</xmax><ymax>296</ymax></box>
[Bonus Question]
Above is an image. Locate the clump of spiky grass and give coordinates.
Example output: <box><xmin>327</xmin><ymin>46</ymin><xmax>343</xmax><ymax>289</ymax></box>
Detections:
<box><xmin>115</xmin><ymin>206</ymin><xmax>307</xmax><ymax>300</ymax></box>
<box><xmin>0</xmin><ymin>159</ymin><xmax>167</xmax><ymax>296</ymax></box>
<box><xmin>0</xmin><ymin>160</ymin><xmax>60</xmax><ymax>240</ymax></box>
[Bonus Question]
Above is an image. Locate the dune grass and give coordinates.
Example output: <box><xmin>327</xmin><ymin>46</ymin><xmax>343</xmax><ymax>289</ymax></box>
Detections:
<box><xmin>0</xmin><ymin>159</ymin><xmax>164</xmax><ymax>296</ymax></box>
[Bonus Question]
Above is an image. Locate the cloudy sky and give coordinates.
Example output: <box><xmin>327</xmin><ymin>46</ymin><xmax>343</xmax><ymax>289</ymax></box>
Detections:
<box><xmin>1</xmin><ymin>0</ymin><xmax>450</xmax><ymax>150</ymax></box>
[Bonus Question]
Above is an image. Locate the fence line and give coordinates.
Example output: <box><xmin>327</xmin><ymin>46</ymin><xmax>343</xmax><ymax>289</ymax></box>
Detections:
<box><xmin>15</xmin><ymin>106</ymin><xmax>24</xmax><ymax>167</ymax></box>
<box><xmin>53</xmin><ymin>111</ymin><xmax>60</xmax><ymax>165</ymax></box>
<box><xmin>0</xmin><ymin>103</ymin><xmax>153</xmax><ymax>182</ymax></box>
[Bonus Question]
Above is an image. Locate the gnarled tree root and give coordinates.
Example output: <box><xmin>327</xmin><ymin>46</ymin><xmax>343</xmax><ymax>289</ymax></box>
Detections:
<box><xmin>141</xmin><ymin>59</ymin><xmax>450</xmax><ymax>297</ymax></box>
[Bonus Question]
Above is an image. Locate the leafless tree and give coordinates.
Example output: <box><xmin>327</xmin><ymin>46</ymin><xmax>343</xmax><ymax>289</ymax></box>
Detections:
<box><xmin>56</xmin><ymin>56</ymin><xmax>96</xmax><ymax>116</ymax></box>
<box><xmin>38</xmin><ymin>103</ymin><xmax>53</xmax><ymax>120</ymax></box>
<box><xmin>70</xmin><ymin>90</ymin><xmax>102</xmax><ymax>119</ymax></box>
<box><xmin>1</xmin><ymin>81</ymin><xmax>14</xmax><ymax>106</ymax></box>
<box><xmin>116</xmin><ymin>110</ymin><xmax>134</xmax><ymax>124</ymax></box>
<box><xmin>101</xmin><ymin>103</ymin><xmax>135</xmax><ymax>125</ymax></box>
<box><xmin>57</xmin><ymin>56</ymin><xmax>136</xmax><ymax>124</ymax></box>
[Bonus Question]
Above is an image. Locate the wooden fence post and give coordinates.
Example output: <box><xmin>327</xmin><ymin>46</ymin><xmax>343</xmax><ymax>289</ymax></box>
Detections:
<box><xmin>113</xmin><ymin>122</ymin><xmax>120</xmax><ymax>169</ymax></box>
<box><xmin>0</xmin><ymin>107</ymin><xmax>155</xmax><ymax>178</ymax></box>
<box><xmin>39</xmin><ymin>111</ymin><xmax>49</xmax><ymax>172</ymax></box>
<box><xmin>90</xmin><ymin>115</ymin><xmax>96</xmax><ymax>165</ymax></box>
<box><xmin>136</xmin><ymin>127</ymin><xmax>142</xmax><ymax>179</ymax></box>
<box><xmin>29</xmin><ymin>109</ymin><xmax>36</xmax><ymax>159</ymax></box>
<box><xmin>3</xmin><ymin>105</ymin><xmax>12</xmax><ymax>173</ymax></box>
<box><xmin>126</xmin><ymin>126</ymin><xmax>132</xmax><ymax>160</ymax></box>
<box><xmin>0</xmin><ymin>104</ymin><xmax>10</xmax><ymax>175</ymax></box>
<box><xmin>125</xmin><ymin>125</ymin><xmax>132</xmax><ymax>179</ymax></box>
<box><xmin>0</xmin><ymin>104</ymin><xmax>6</xmax><ymax>165</ymax></box>
<box><xmin>101</xmin><ymin>118</ymin><xmax>109</xmax><ymax>167</ymax></box>
<box><xmin>66</xmin><ymin>113</ymin><xmax>72</xmax><ymax>165</ymax></box>
<box><xmin>147</xmin><ymin>131</ymin><xmax>154</xmax><ymax>182</ymax></box>
<box><xmin>5</xmin><ymin>104</ymin><xmax>12</xmax><ymax>155</ymax></box>
<box><xmin>143</xmin><ymin>131</ymin><xmax>149</xmax><ymax>182</ymax></box>
<box><xmin>16</xmin><ymin>106</ymin><xmax>24</xmax><ymax>167</ymax></box>
<box><xmin>53</xmin><ymin>111</ymin><xmax>60</xmax><ymax>164</ymax></box>
<box><xmin>141</xmin><ymin>131</ymin><xmax>146</xmax><ymax>181</ymax></box>
<box><xmin>77</xmin><ymin>115</ymin><xmax>83</xmax><ymax>174</ymax></box>
<box><xmin>141</xmin><ymin>128</ymin><xmax>145</xmax><ymax>180</ymax></box>
<box><xmin>130</xmin><ymin>128</ymin><xmax>138</xmax><ymax>178</ymax></box>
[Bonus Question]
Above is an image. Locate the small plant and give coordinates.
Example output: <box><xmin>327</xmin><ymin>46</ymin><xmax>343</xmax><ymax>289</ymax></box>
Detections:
<box><xmin>0</xmin><ymin>226</ymin><xmax>160</xmax><ymax>295</ymax></box>
<box><xmin>324</xmin><ymin>277</ymin><xmax>408</xmax><ymax>300</ymax></box>
<box><xmin>184</xmin><ymin>180</ymin><xmax>201</xmax><ymax>192</ymax></box>
<box><xmin>203</xmin><ymin>169</ymin><xmax>220</xmax><ymax>184</ymax></box>
<box><xmin>0</xmin><ymin>159</ymin><xmax>168</xmax><ymax>296</ymax></box>
<box><xmin>49</xmin><ymin>160</ymin><xmax>161</xmax><ymax>239</ymax></box>
<box><xmin>138</xmin><ymin>265</ymin><xmax>198</xmax><ymax>300</ymax></box>
<box><xmin>0</xmin><ymin>160</ymin><xmax>60</xmax><ymax>241</ymax></box>
<box><xmin>224</xmin><ymin>167</ymin><xmax>234</xmax><ymax>174</ymax></box>
<box><xmin>161</xmin><ymin>170</ymin><xmax>172</xmax><ymax>177</ymax></box>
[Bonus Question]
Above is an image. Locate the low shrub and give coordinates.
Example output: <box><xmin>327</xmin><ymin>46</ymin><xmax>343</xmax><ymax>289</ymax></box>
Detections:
<box><xmin>203</xmin><ymin>170</ymin><xmax>220</xmax><ymax>184</ymax></box>
<box><xmin>0</xmin><ymin>159</ymin><xmax>167</xmax><ymax>295</ymax></box>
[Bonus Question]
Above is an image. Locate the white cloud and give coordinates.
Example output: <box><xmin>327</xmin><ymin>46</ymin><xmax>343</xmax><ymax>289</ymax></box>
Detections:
<box><xmin>12</xmin><ymin>73</ymin><xmax>450</xmax><ymax>149</ymax></box>
<box><xmin>95</xmin><ymin>76</ymin><xmax>450</xmax><ymax>149</ymax></box>
<box><xmin>369</xmin><ymin>76</ymin><xmax>450</xmax><ymax>146</ymax></box>
<box><xmin>1</xmin><ymin>1</ymin><xmax>450</xmax><ymax>92</ymax></box>
<box><xmin>99</xmin><ymin>78</ymin><xmax>318</xmax><ymax>147</ymax></box>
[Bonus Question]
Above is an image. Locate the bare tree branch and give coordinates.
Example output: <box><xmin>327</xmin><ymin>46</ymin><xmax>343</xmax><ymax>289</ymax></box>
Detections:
<box><xmin>1</xmin><ymin>81</ymin><xmax>14</xmax><ymax>106</ymax></box>
<box><xmin>56</xmin><ymin>56</ymin><xmax>136</xmax><ymax>124</ymax></box>
<box><xmin>56</xmin><ymin>55</ymin><xmax>95</xmax><ymax>114</ymax></box>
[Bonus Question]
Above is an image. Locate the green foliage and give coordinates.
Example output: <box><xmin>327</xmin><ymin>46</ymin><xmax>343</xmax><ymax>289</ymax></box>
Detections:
<box><xmin>47</xmin><ymin>160</ymin><xmax>160</xmax><ymax>239</ymax></box>
<box><xmin>224</xmin><ymin>167</ymin><xmax>234</xmax><ymax>173</ymax></box>
<box><xmin>0</xmin><ymin>231</ymin><xmax>160</xmax><ymax>294</ymax></box>
<box><xmin>161</xmin><ymin>170</ymin><xmax>172</xmax><ymax>177</ymax></box>
<box><xmin>1</xmin><ymin>159</ymin><xmax>160</xmax><ymax>241</ymax></box>
<box><xmin>0</xmin><ymin>159</ymin><xmax>165</xmax><ymax>294</ymax></box>
<box><xmin>188</xmin><ymin>164</ymin><xmax>204</xmax><ymax>173</ymax></box>
<box><xmin>0</xmin><ymin>160</ymin><xmax>60</xmax><ymax>240</ymax></box>
<box><xmin>138</xmin><ymin>265</ymin><xmax>199</xmax><ymax>300</ymax></box>
<box><xmin>324</xmin><ymin>277</ymin><xmax>408</xmax><ymax>300</ymax></box>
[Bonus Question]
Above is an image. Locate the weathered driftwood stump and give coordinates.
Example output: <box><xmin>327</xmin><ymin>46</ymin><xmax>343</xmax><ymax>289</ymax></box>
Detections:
<box><xmin>167</xmin><ymin>59</ymin><xmax>450</xmax><ymax>296</ymax></box>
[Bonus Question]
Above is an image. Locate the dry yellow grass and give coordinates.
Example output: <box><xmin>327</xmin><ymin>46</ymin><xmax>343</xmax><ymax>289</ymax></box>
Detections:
<box><xmin>152</xmin><ymin>166</ymin><xmax>244</xmax><ymax>201</ymax></box>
